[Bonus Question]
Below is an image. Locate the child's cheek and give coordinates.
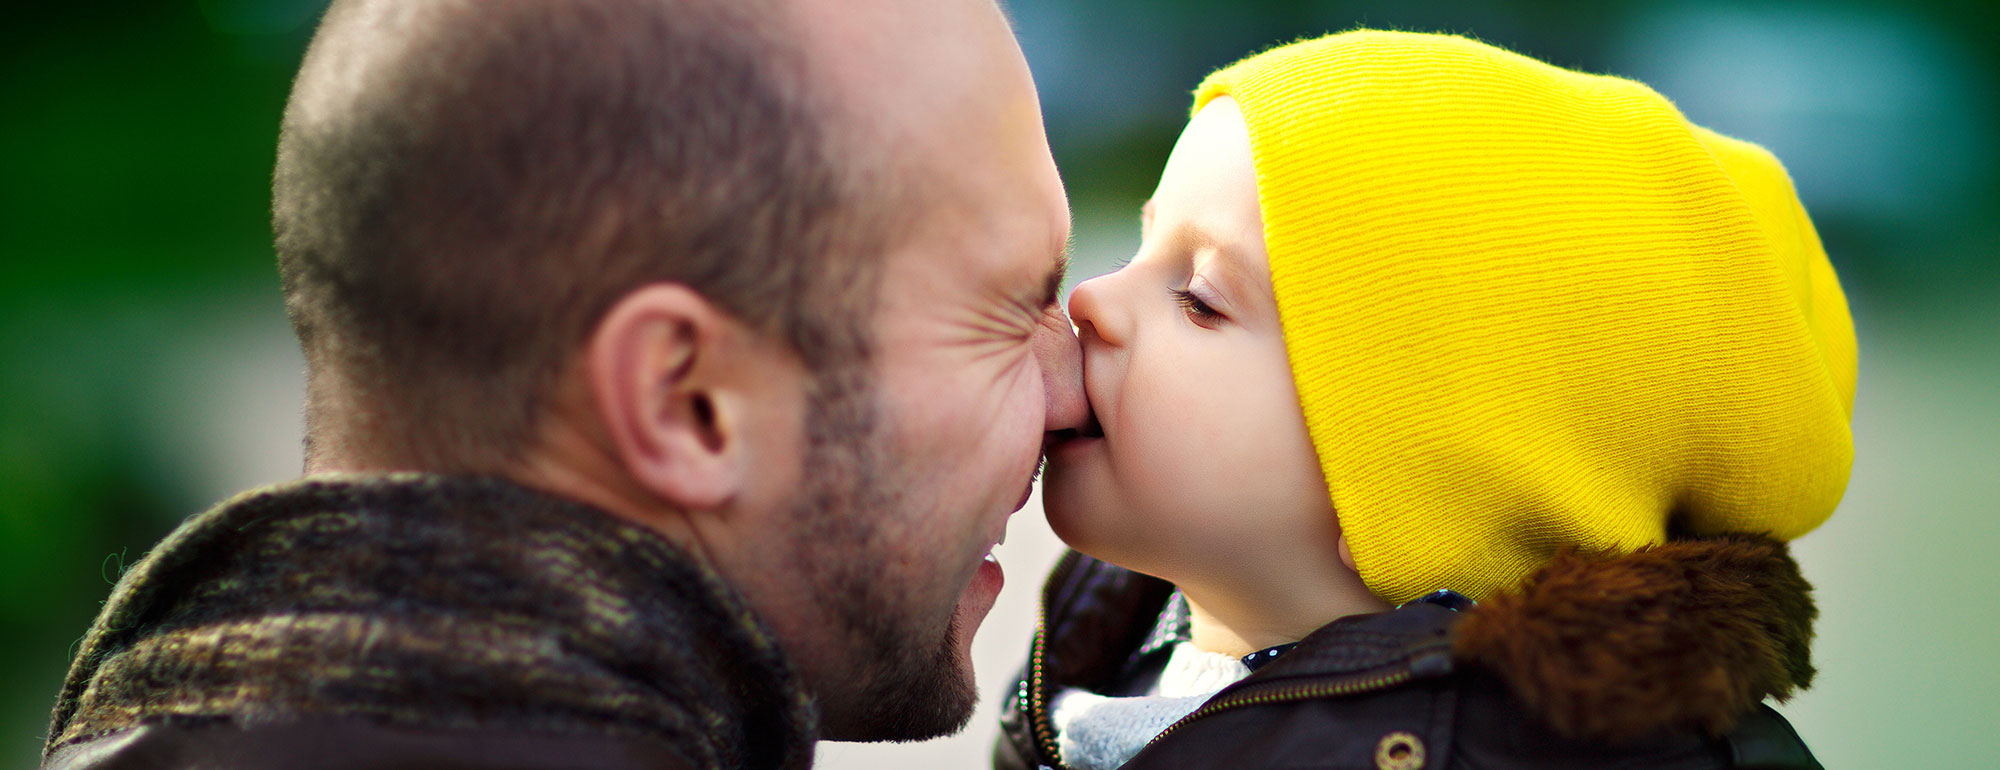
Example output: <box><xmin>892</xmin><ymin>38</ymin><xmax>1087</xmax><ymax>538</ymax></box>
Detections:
<box><xmin>1116</xmin><ymin>378</ymin><xmax>1230</xmax><ymax>527</ymax></box>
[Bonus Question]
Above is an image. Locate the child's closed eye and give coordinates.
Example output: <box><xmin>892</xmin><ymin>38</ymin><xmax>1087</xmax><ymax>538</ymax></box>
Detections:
<box><xmin>1170</xmin><ymin>287</ymin><xmax>1224</xmax><ymax>326</ymax></box>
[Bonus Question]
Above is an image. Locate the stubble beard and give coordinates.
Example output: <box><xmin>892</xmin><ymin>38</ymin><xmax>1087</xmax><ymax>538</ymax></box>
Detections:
<box><xmin>791</xmin><ymin>363</ymin><xmax>978</xmax><ymax>741</ymax></box>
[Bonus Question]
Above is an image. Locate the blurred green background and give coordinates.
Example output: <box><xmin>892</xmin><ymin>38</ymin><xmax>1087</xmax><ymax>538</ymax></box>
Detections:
<box><xmin>4</xmin><ymin>1</ymin><xmax>1996</xmax><ymax>766</ymax></box>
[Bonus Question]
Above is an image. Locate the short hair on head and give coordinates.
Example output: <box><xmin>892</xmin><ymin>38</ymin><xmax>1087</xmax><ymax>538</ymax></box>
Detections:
<box><xmin>275</xmin><ymin>0</ymin><xmax>895</xmax><ymax>471</ymax></box>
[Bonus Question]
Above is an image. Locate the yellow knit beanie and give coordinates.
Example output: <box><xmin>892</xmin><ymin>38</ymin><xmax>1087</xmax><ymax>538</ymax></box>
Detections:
<box><xmin>1193</xmin><ymin>31</ymin><xmax>1857</xmax><ymax>604</ymax></box>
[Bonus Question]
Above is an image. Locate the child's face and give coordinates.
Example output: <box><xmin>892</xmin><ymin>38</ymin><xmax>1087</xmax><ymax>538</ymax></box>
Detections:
<box><xmin>1043</xmin><ymin>98</ymin><xmax>1342</xmax><ymax>585</ymax></box>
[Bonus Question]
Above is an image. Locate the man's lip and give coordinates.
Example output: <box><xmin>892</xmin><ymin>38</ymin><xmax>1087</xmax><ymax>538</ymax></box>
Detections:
<box><xmin>952</xmin><ymin>554</ymin><xmax>1004</xmax><ymax>644</ymax></box>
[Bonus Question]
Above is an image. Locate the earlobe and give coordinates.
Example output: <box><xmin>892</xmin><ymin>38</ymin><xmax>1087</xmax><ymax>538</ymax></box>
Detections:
<box><xmin>587</xmin><ymin>284</ymin><xmax>745</xmax><ymax>512</ymax></box>
<box><xmin>1338</xmin><ymin>534</ymin><xmax>1359</xmax><ymax>573</ymax></box>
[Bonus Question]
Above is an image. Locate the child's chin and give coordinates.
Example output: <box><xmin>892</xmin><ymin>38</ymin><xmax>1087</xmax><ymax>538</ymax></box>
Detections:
<box><xmin>1040</xmin><ymin>482</ymin><xmax>1144</xmax><ymax>571</ymax></box>
<box><xmin>1039</xmin><ymin>495</ymin><xmax>1090</xmax><ymax>549</ymax></box>
<box><xmin>1039</xmin><ymin>477</ymin><xmax>1104</xmax><ymax>549</ymax></box>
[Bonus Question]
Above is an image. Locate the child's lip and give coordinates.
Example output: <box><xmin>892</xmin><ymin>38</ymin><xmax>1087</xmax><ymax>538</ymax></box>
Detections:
<box><xmin>1043</xmin><ymin>432</ymin><xmax>1100</xmax><ymax>458</ymax></box>
<box><xmin>1042</xmin><ymin>410</ymin><xmax>1105</xmax><ymax>452</ymax></box>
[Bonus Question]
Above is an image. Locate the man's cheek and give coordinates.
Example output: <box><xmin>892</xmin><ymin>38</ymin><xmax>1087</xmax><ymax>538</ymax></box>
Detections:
<box><xmin>979</xmin><ymin>358</ymin><xmax>1046</xmax><ymax>453</ymax></box>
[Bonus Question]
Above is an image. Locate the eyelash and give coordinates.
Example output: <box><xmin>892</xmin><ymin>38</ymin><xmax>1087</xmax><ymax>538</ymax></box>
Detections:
<box><xmin>1170</xmin><ymin>288</ymin><xmax>1222</xmax><ymax>324</ymax></box>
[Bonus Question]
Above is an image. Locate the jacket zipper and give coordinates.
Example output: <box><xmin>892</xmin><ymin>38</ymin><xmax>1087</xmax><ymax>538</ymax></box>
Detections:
<box><xmin>1025</xmin><ymin>552</ymin><xmax>1448</xmax><ymax>765</ymax></box>
<box><xmin>1025</xmin><ymin>551</ymin><xmax>1086</xmax><ymax>768</ymax></box>
<box><xmin>1143</xmin><ymin>663</ymin><xmax>1425</xmax><ymax>749</ymax></box>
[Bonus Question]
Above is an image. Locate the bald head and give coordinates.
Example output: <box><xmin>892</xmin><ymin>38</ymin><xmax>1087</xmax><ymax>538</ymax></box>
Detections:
<box><xmin>276</xmin><ymin>0</ymin><xmax>898</xmax><ymax>471</ymax></box>
<box><xmin>792</xmin><ymin>0</ymin><xmax>1059</xmax><ymax>230</ymax></box>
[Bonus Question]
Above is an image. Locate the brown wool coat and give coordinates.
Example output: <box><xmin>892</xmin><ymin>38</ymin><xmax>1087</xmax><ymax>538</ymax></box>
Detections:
<box><xmin>995</xmin><ymin>535</ymin><xmax>1824</xmax><ymax>770</ymax></box>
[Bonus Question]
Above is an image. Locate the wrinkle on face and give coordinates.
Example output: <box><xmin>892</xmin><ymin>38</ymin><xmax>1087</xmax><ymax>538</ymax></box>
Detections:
<box><xmin>762</xmin><ymin>0</ymin><xmax>1074</xmax><ymax>742</ymax></box>
<box><xmin>717</xmin><ymin>0</ymin><xmax>1074</xmax><ymax>741</ymax></box>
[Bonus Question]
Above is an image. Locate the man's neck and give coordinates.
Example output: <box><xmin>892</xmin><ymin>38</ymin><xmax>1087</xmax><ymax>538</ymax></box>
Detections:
<box><xmin>506</xmin><ymin>417</ymin><xmax>710</xmax><ymax>560</ymax></box>
<box><xmin>306</xmin><ymin>412</ymin><xmax>709</xmax><ymax>571</ymax></box>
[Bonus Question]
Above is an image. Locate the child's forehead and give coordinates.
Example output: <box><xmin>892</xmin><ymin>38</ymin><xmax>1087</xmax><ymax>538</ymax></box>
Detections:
<box><xmin>1145</xmin><ymin>97</ymin><xmax>1272</xmax><ymax>291</ymax></box>
<box><xmin>1156</xmin><ymin>99</ymin><xmax>1257</xmax><ymax>212</ymax></box>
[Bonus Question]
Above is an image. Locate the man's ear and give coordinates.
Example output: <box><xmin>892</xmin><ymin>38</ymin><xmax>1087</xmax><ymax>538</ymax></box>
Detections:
<box><xmin>585</xmin><ymin>283</ymin><xmax>760</xmax><ymax>512</ymax></box>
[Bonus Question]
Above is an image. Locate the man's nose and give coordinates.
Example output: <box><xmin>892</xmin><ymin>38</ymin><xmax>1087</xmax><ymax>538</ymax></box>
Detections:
<box><xmin>1033</xmin><ymin>305</ymin><xmax>1089</xmax><ymax>434</ymax></box>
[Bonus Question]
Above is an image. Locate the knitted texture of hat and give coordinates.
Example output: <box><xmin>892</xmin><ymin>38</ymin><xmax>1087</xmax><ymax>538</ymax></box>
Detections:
<box><xmin>1193</xmin><ymin>31</ymin><xmax>1857</xmax><ymax>604</ymax></box>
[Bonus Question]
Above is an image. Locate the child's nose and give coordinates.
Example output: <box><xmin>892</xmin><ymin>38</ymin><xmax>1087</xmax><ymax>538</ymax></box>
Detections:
<box><xmin>1067</xmin><ymin>273</ymin><xmax>1129</xmax><ymax>348</ymax></box>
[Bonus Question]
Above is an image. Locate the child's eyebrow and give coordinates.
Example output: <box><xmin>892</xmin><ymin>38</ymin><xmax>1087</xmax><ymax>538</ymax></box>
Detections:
<box><xmin>1141</xmin><ymin>199</ymin><xmax>1262</xmax><ymax>303</ymax></box>
<box><xmin>1183</xmin><ymin>228</ymin><xmax>1265</xmax><ymax>310</ymax></box>
<box><xmin>1205</xmin><ymin>247</ymin><xmax>1261</xmax><ymax>303</ymax></box>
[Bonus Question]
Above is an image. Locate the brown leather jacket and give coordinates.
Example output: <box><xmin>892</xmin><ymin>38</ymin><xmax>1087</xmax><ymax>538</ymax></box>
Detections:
<box><xmin>42</xmin><ymin>475</ymin><xmax>818</xmax><ymax>770</ymax></box>
<box><xmin>995</xmin><ymin>535</ymin><xmax>1824</xmax><ymax>770</ymax></box>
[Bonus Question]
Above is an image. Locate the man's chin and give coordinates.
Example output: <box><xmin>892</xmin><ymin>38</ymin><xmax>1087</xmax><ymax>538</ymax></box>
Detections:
<box><xmin>825</xmin><ymin>550</ymin><xmax>998</xmax><ymax>741</ymax></box>
<box><xmin>816</xmin><ymin>615</ymin><xmax>977</xmax><ymax>742</ymax></box>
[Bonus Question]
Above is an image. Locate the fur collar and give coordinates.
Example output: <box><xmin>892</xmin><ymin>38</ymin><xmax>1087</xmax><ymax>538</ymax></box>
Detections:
<box><xmin>1453</xmin><ymin>533</ymin><xmax>1816</xmax><ymax>742</ymax></box>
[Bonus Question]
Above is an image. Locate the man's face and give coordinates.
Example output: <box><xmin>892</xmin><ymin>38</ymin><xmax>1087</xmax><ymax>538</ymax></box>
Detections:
<box><xmin>779</xmin><ymin>0</ymin><xmax>1079</xmax><ymax>741</ymax></box>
